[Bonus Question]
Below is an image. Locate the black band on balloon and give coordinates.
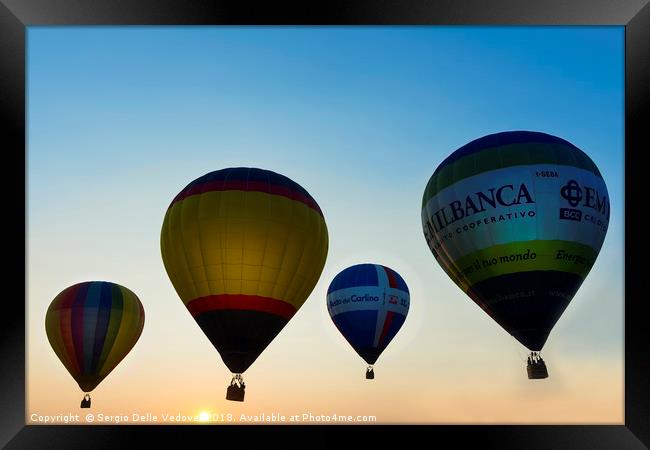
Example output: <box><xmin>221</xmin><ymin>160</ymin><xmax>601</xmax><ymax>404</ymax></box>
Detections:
<box><xmin>467</xmin><ymin>270</ymin><xmax>584</xmax><ymax>351</ymax></box>
<box><xmin>194</xmin><ymin>309</ymin><xmax>289</xmax><ymax>373</ymax></box>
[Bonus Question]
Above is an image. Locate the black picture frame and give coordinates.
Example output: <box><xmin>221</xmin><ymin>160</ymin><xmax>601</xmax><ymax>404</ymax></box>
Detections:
<box><xmin>2</xmin><ymin>1</ymin><xmax>648</xmax><ymax>448</ymax></box>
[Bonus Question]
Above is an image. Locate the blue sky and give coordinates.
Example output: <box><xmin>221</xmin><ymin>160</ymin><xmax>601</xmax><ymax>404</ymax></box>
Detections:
<box><xmin>27</xmin><ymin>26</ymin><xmax>624</xmax><ymax>423</ymax></box>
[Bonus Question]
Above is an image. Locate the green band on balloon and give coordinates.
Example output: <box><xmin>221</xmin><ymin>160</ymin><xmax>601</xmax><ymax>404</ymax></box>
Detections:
<box><xmin>440</xmin><ymin>240</ymin><xmax>598</xmax><ymax>289</ymax></box>
<box><xmin>422</xmin><ymin>142</ymin><xmax>602</xmax><ymax>208</ymax></box>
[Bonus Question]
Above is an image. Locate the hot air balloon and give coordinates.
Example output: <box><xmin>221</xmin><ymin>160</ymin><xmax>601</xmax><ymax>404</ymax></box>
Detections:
<box><xmin>160</xmin><ymin>167</ymin><xmax>328</xmax><ymax>401</ymax></box>
<box><xmin>327</xmin><ymin>264</ymin><xmax>409</xmax><ymax>379</ymax></box>
<box><xmin>45</xmin><ymin>281</ymin><xmax>145</xmax><ymax>407</ymax></box>
<box><xmin>421</xmin><ymin>131</ymin><xmax>610</xmax><ymax>379</ymax></box>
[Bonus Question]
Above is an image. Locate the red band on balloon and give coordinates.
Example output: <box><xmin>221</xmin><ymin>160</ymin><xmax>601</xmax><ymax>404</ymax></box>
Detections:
<box><xmin>383</xmin><ymin>266</ymin><xmax>400</xmax><ymax>289</ymax></box>
<box><xmin>170</xmin><ymin>180</ymin><xmax>323</xmax><ymax>218</ymax></box>
<box><xmin>56</xmin><ymin>285</ymin><xmax>83</xmax><ymax>375</ymax></box>
<box><xmin>186</xmin><ymin>294</ymin><xmax>297</xmax><ymax>320</ymax></box>
<box><xmin>378</xmin><ymin>310</ymin><xmax>395</xmax><ymax>347</ymax></box>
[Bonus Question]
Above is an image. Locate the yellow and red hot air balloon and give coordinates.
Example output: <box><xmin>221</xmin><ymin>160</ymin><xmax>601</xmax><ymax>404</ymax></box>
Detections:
<box><xmin>45</xmin><ymin>281</ymin><xmax>145</xmax><ymax>407</ymax></box>
<box><xmin>161</xmin><ymin>167</ymin><xmax>328</xmax><ymax>401</ymax></box>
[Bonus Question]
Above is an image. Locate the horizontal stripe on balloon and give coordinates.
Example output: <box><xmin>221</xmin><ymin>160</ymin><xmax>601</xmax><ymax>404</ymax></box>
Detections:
<box><xmin>327</xmin><ymin>285</ymin><xmax>408</xmax><ymax>318</ymax></box>
<box><xmin>170</xmin><ymin>180</ymin><xmax>323</xmax><ymax>217</ymax></box>
<box><xmin>434</xmin><ymin>131</ymin><xmax>592</xmax><ymax>173</ymax></box>
<box><xmin>466</xmin><ymin>270</ymin><xmax>582</xmax><ymax>351</ymax></box>
<box><xmin>161</xmin><ymin>190</ymin><xmax>328</xmax><ymax>310</ymax></box>
<box><xmin>186</xmin><ymin>294</ymin><xmax>297</xmax><ymax>320</ymax></box>
<box><xmin>437</xmin><ymin>239</ymin><xmax>597</xmax><ymax>291</ymax></box>
<box><xmin>423</xmin><ymin>142</ymin><xmax>603</xmax><ymax>207</ymax></box>
<box><xmin>193</xmin><ymin>309</ymin><xmax>289</xmax><ymax>373</ymax></box>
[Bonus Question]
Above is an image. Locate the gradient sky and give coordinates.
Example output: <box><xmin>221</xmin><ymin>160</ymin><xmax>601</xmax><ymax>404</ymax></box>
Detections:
<box><xmin>27</xmin><ymin>26</ymin><xmax>624</xmax><ymax>424</ymax></box>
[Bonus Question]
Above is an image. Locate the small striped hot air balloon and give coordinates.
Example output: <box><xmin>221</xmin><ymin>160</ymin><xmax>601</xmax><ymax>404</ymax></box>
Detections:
<box><xmin>421</xmin><ymin>131</ymin><xmax>610</xmax><ymax>379</ymax></box>
<box><xmin>45</xmin><ymin>281</ymin><xmax>145</xmax><ymax>407</ymax></box>
<box><xmin>327</xmin><ymin>264</ymin><xmax>409</xmax><ymax>379</ymax></box>
<box><xmin>160</xmin><ymin>167</ymin><xmax>328</xmax><ymax>401</ymax></box>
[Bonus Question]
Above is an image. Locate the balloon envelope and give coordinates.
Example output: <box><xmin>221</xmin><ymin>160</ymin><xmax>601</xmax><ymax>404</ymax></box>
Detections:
<box><xmin>45</xmin><ymin>281</ymin><xmax>145</xmax><ymax>392</ymax></box>
<box><xmin>421</xmin><ymin>131</ymin><xmax>609</xmax><ymax>351</ymax></box>
<box><xmin>160</xmin><ymin>167</ymin><xmax>328</xmax><ymax>374</ymax></box>
<box><xmin>327</xmin><ymin>264</ymin><xmax>409</xmax><ymax>365</ymax></box>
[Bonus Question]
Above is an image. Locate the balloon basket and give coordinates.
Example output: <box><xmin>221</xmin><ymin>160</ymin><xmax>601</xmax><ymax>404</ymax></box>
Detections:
<box><xmin>226</xmin><ymin>385</ymin><xmax>245</xmax><ymax>401</ymax></box>
<box><xmin>365</xmin><ymin>366</ymin><xmax>374</xmax><ymax>380</ymax></box>
<box><xmin>527</xmin><ymin>355</ymin><xmax>548</xmax><ymax>379</ymax></box>
<box><xmin>80</xmin><ymin>394</ymin><xmax>91</xmax><ymax>408</ymax></box>
<box><xmin>226</xmin><ymin>375</ymin><xmax>245</xmax><ymax>402</ymax></box>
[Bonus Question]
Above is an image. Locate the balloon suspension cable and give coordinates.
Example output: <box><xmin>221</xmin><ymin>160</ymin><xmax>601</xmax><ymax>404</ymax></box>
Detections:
<box><xmin>366</xmin><ymin>365</ymin><xmax>375</xmax><ymax>380</ymax></box>
<box><xmin>526</xmin><ymin>351</ymin><xmax>549</xmax><ymax>379</ymax></box>
<box><xmin>226</xmin><ymin>373</ymin><xmax>246</xmax><ymax>402</ymax></box>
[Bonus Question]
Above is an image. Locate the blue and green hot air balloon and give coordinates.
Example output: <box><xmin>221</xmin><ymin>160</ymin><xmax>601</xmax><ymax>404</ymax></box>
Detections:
<box><xmin>421</xmin><ymin>130</ymin><xmax>609</xmax><ymax>379</ymax></box>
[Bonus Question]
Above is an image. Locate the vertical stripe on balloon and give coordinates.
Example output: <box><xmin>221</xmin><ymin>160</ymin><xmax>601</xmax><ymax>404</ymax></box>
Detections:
<box><xmin>378</xmin><ymin>311</ymin><xmax>396</xmax><ymax>348</ymax></box>
<box><xmin>82</xmin><ymin>282</ymin><xmax>102</xmax><ymax>375</ymax></box>
<box><xmin>57</xmin><ymin>285</ymin><xmax>81</xmax><ymax>375</ymax></box>
<box><xmin>71</xmin><ymin>283</ymin><xmax>89</xmax><ymax>374</ymax></box>
<box><xmin>89</xmin><ymin>283</ymin><xmax>113</xmax><ymax>374</ymax></box>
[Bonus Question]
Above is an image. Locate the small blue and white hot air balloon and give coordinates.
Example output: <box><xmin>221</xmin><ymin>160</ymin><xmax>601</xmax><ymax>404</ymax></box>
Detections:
<box><xmin>326</xmin><ymin>264</ymin><xmax>409</xmax><ymax>379</ymax></box>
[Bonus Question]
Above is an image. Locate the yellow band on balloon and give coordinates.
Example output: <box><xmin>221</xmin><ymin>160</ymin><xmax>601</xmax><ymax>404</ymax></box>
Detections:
<box><xmin>161</xmin><ymin>189</ymin><xmax>329</xmax><ymax>310</ymax></box>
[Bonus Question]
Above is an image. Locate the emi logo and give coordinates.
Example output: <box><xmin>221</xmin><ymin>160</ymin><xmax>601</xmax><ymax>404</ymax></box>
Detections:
<box><xmin>560</xmin><ymin>208</ymin><xmax>582</xmax><ymax>221</ymax></box>
<box><xmin>561</xmin><ymin>180</ymin><xmax>582</xmax><ymax>206</ymax></box>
